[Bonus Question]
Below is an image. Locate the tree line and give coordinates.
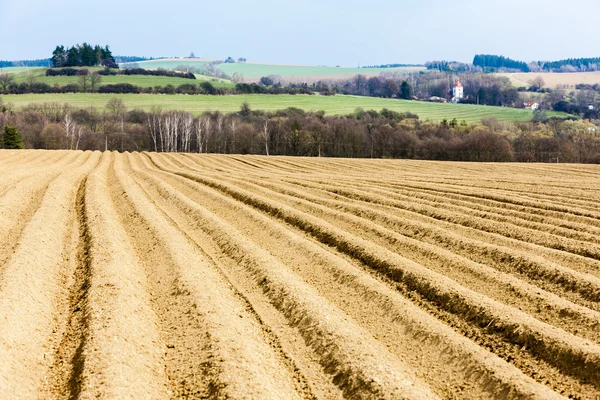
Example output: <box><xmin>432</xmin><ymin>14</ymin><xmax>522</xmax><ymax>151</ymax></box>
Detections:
<box><xmin>536</xmin><ymin>57</ymin><xmax>600</xmax><ymax>72</ymax></box>
<box><xmin>472</xmin><ymin>55</ymin><xmax>530</xmax><ymax>72</ymax></box>
<box><xmin>51</xmin><ymin>43</ymin><xmax>117</xmax><ymax>68</ymax></box>
<box><xmin>361</xmin><ymin>63</ymin><xmax>423</xmax><ymax>68</ymax></box>
<box><xmin>1</xmin><ymin>98</ymin><xmax>599</xmax><ymax>163</ymax></box>
<box><xmin>427</xmin><ymin>55</ymin><xmax>600</xmax><ymax>74</ymax></box>
<box><xmin>0</xmin><ymin>59</ymin><xmax>51</xmax><ymax>68</ymax></box>
<box><xmin>330</xmin><ymin>72</ymin><xmax>519</xmax><ymax>107</ymax></box>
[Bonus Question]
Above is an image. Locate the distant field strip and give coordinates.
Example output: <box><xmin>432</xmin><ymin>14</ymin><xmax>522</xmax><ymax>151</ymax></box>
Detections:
<box><xmin>129</xmin><ymin>58</ymin><xmax>425</xmax><ymax>80</ymax></box>
<box><xmin>1</xmin><ymin>93</ymin><xmax>569</xmax><ymax>122</ymax></box>
<box><xmin>9</xmin><ymin>68</ymin><xmax>234</xmax><ymax>88</ymax></box>
<box><xmin>497</xmin><ymin>71</ymin><xmax>600</xmax><ymax>89</ymax></box>
<box><xmin>1</xmin><ymin>151</ymin><xmax>599</xmax><ymax>398</ymax></box>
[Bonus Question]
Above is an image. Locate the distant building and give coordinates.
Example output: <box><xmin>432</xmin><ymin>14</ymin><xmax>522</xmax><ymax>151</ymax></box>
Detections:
<box><xmin>452</xmin><ymin>80</ymin><xmax>464</xmax><ymax>103</ymax></box>
<box><xmin>589</xmin><ymin>104</ymin><xmax>595</xmax><ymax>111</ymax></box>
<box><xmin>523</xmin><ymin>102</ymin><xmax>539</xmax><ymax>110</ymax></box>
<box><xmin>429</xmin><ymin>96</ymin><xmax>447</xmax><ymax>103</ymax></box>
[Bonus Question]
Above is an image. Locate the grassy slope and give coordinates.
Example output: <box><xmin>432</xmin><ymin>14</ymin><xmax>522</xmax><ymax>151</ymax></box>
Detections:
<box><xmin>11</xmin><ymin>68</ymin><xmax>235</xmax><ymax>88</ymax></box>
<box><xmin>1</xmin><ymin>67</ymin><xmax>41</xmax><ymax>73</ymax></box>
<box><xmin>0</xmin><ymin>93</ymin><xmax>569</xmax><ymax>122</ymax></box>
<box><xmin>129</xmin><ymin>59</ymin><xmax>425</xmax><ymax>79</ymax></box>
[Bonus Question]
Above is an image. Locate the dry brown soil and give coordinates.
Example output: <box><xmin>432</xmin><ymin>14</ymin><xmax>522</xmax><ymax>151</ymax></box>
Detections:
<box><xmin>1</xmin><ymin>150</ymin><xmax>599</xmax><ymax>399</ymax></box>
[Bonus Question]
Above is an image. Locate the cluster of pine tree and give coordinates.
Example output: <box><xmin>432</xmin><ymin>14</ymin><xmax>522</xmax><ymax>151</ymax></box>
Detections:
<box><xmin>540</xmin><ymin>57</ymin><xmax>600</xmax><ymax>71</ymax></box>
<box><xmin>472</xmin><ymin>55</ymin><xmax>530</xmax><ymax>72</ymax></box>
<box><xmin>51</xmin><ymin>43</ymin><xmax>117</xmax><ymax>68</ymax></box>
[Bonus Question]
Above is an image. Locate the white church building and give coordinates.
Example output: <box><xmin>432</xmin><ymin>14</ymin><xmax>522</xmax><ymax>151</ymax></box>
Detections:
<box><xmin>452</xmin><ymin>80</ymin><xmax>464</xmax><ymax>103</ymax></box>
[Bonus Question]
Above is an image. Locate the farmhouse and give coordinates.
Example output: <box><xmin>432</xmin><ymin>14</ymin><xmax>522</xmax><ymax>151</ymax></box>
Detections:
<box><xmin>523</xmin><ymin>102</ymin><xmax>539</xmax><ymax>110</ymax></box>
<box><xmin>452</xmin><ymin>80</ymin><xmax>464</xmax><ymax>103</ymax></box>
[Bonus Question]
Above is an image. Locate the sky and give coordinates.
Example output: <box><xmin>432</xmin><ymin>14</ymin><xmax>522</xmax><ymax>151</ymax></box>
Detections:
<box><xmin>1</xmin><ymin>0</ymin><xmax>599</xmax><ymax>66</ymax></box>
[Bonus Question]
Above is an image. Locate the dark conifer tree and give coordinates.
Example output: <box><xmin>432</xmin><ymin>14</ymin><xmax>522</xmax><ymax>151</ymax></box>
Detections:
<box><xmin>2</xmin><ymin>126</ymin><xmax>23</xmax><ymax>149</ymax></box>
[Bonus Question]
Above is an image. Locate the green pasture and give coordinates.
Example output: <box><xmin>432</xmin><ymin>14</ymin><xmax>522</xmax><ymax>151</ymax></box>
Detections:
<box><xmin>0</xmin><ymin>93</ymin><xmax>569</xmax><ymax>123</ymax></box>
<box><xmin>10</xmin><ymin>68</ymin><xmax>234</xmax><ymax>88</ymax></box>
<box><xmin>127</xmin><ymin>59</ymin><xmax>425</xmax><ymax>80</ymax></box>
<box><xmin>0</xmin><ymin>67</ymin><xmax>42</xmax><ymax>73</ymax></box>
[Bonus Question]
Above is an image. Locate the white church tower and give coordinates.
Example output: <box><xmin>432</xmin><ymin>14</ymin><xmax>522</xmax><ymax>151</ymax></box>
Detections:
<box><xmin>452</xmin><ymin>80</ymin><xmax>464</xmax><ymax>103</ymax></box>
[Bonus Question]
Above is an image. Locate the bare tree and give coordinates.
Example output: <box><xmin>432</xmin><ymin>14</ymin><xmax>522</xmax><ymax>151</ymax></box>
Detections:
<box><xmin>62</xmin><ymin>113</ymin><xmax>82</xmax><ymax>150</ymax></box>
<box><xmin>182</xmin><ymin>113</ymin><xmax>194</xmax><ymax>152</ymax></box>
<box><xmin>199</xmin><ymin>116</ymin><xmax>211</xmax><ymax>153</ymax></box>
<box><xmin>261</xmin><ymin>118</ymin><xmax>270</xmax><ymax>156</ymax></box>
<box><xmin>106</xmin><ymin>98</ymin><xmax>127</xmax><ymax>132</ymax></box>
<box><xmin>62</xmin><ymin>113</ymin><xmax>74</xmax><ymax>149</ymax></box>
<box><xmin>90</xmin><ymin>73</ymin><xmax>102</xmax><ymax>92</ymax></box>
<box><xmin>161</xmin><ymin>111</ymin><xmax>185</xmax><ymax>152</ymax></box>
<box><xmin>74</xmin><ymin>126</ymin><xmax>83</xmax><ymax>150</ymax></box>
<box><xmin>352</xmin><ymin>74</ymin><xmax>368</xmax><ymax>96</ymax></box>
<box><xmin>78</xmin><ymin>74</ymin><xmax>90</xmax><ymax>92</ymax></box>
<box><xmin>26</xmin><ymin>73</ymin><xmax>38</xmax><ymax>92</ymax></box>
<box><xmin>147</xmin><ymin>107</ymin><xmax>162</xmax><ymax>152</ymax></box>
<box><xmin>529</xmin><ymin>76</ymin><xmax>546</xmax><ymax>91</ymax></box>
<box><xmin>216</xmin><ymin>113</ymin><xmax>224</xmax><ymax>153</ymax></box>
<box><xmin>194</xmin><ymin>117</ymin><xmax>204</xmax><ymax>153</ymax></box>
<box><xmin>0</xmin><ymin>73</ymin><xmax>15</xmax><ymax>93</ymax></box>
<box><xmin>229</xmin><ymin>117</ymin><xmax>238</xmax><ymax>153</ymax></box>
<box><xmin>231</xmin><ymin>72</ymin><xmax>244</xmax><ymax>83</ymax></box>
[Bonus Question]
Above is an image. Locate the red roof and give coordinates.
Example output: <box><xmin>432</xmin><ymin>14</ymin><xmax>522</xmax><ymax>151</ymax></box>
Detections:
<box><xmin>454</xmin><ymin>81</ymin><xmax>463</xmax><ymax>88</ymax></box>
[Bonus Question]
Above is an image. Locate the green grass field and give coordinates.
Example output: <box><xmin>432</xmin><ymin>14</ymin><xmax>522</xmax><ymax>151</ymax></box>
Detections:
<box><xmin>9</xmin><ymin>67</ymin><xmax>235</xmax><ymax>88</ymax></box>
<box><xmin>0</xmin><ymin>93</ymin><xmax>569</xmax><ymax>122</ymax></box>
<box><xmin>1</xmin><ymin>67</ymin><xmax>42</xmax><ymax>73</ymax></box>
<box><xmin>127</xmin><ymin>59</ymin><xmax>425</xmax><ymax>80</ymax></box>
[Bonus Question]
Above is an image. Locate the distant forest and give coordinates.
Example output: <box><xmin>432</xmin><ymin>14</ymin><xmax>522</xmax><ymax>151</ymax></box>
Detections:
<box><xmin>426</xmin><ymin>55</ymin><xmax>600</xmax><ymax>73</ymax></box>
<box><xmin>361</xmin><ymin>63</ymin><xmax>423</xmax><ymax>69</ymax></box>
<box><xmin>0</xmin><ymin>56</ymin><xmax>150</xmax><ymax>69</ymax></box>
<box><xmin>114</xmin><ymin>56</ymin><xmax>152</xmax><ymax>64</ymax></box>
<box><xmin>0</xmin><ymin>59</ymin><xmax>51</xmax><ymax>68</ymax></box>
<box><xmin>472</xmin><ymin>55</ymin><xmax>530</xmax><ymax>72</ymax></box>
<box><xmin>537</xmin><ymin>57</ymin><xmax>600</xmax><ymax>72</ymax></box>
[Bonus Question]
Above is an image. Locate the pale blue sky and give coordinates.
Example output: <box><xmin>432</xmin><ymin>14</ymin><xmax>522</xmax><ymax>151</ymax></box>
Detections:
<box><xmin>1</xmin><ymin>0</ymin><xmax>598</xmax><ymax>66</ymax></box>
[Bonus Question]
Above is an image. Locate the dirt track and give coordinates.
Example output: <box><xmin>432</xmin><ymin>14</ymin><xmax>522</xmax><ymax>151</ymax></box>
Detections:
<box><xmin>1</xmin><ymin>150</ymin><xmax>599</xmax><ymax>399</ymax></box>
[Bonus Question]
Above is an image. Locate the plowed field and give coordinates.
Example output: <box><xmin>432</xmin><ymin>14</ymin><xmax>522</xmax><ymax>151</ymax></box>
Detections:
<box><xmin>1</xmin><ymin>150</ymin><xmax>599</xmax><ymax>399</ymax></box>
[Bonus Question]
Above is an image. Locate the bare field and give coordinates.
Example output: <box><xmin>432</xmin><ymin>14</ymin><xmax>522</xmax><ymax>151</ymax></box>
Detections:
<box><xmin>497</xmin><ymin>71</ymin><xmax>600</xmax><ymax>89</ymax></box>
<box><xmin>1</xmin><ymin>151</ymin><xmax>600</xmax><ymax>399</ymax></box>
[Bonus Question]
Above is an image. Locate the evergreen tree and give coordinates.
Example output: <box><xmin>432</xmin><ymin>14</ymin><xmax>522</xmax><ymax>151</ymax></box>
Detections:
<box><xmin>66</xmin><ymin>47</ymin><xmax>79</xmax><ymax>67</ymax></box>
<box><xmin>2</xmin><ymin>126</ymin><xmax>23</xmax><ymax>149</ymax></box>
<box><xmin>80</xmin><ymin>43</ymin><xmax>96</xmax><ymax>66</ymax></box>
<box><xmin>51</xmin><ymin>45</ymin><xmax>66</xmax><ymax>67</ymax></box>
<box><xmin>400</xmin><ymin>81</ymin><xmax>412</xmax><ymax>99</ymax></box>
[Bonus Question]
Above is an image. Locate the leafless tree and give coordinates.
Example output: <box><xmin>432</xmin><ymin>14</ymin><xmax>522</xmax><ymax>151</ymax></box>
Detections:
<box><xmin>194</xmin><ymin>117</ymin><xmax>204</xmax><ymax>153</ymax></box>
<box><xmin>261</xmin><ymin>118</ymin><xmax>270</xmax><ymax>156</ymax></box>
<box><xmin>62</xmin><ymin>113</ymin><xmax>82</xmax><ymax>150</ymax></box>
<box><xmin>197</xmin><ymin>116</ymin><xmax>211</xmax><ymax>153</ymax></box>
<box><xmin>0</xmin><ymin>73</ymin><xmax>15</xmax><ymax>93</ymax></box>
<box><xmin>147</xmin><ymin>107</ymin><xmax>162</xmax><ymax>152</ymax></box>
<box><xmin>529</xmin><ymin>76</ymin><xmax>546</xmax><ymax>91</ymax></box>
<box><xmin>62</xmin><ymin>113</ymin><xmax>74</xmax><ymax>149</ymax></box>
<box><xmin>216</xmin><ymin>113</ymin><xmax>224</xmax><ymax>153</ymax></box>
<box><xmin>78</xmin><ymin>74</ymin><xmax>90</xmax><ymax>92</ymax></box>
<box><xmin>231</xmin><ymin>72</ymin><xmax>244</xmax><ymax>83</ymax></box>
<box><xmin>106</xmin><ymin>98</ymin><xmax>127</xmax><ymax>132</ymax></box>
<box><xmin>90</xmin><ymin>73</ymin><xmax>102</xmax><ymax>92</ymax></box>
<box><xmin>229</xmin><ymin>117</ymin><xmax>238</xmax><ymax>153</ymax></box>
<box><xmin>182</xmin><ymin>113</ymin><xmax>194</xmax><ymax>152</ymax></box>
<box><xmin>74</xmin><ymin>125</ymin><xmax>83</xmax><ymax>150</ymax></box>
<box><xmin>26</xmin><ymin>73</ymin><xmax>37</xmax><ymax>92</ymax></box>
